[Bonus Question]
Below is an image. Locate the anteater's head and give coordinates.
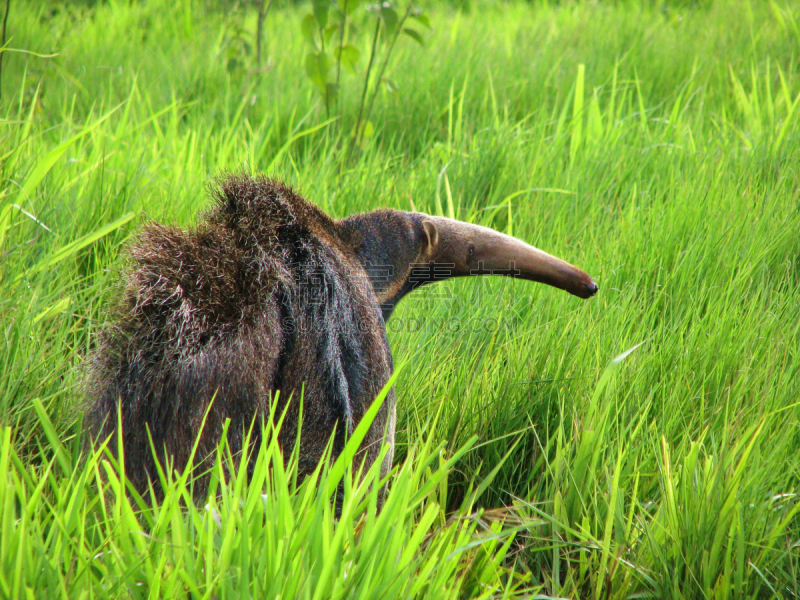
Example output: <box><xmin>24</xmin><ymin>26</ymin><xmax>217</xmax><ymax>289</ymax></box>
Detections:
<box><xmin>337</xmin><ymin>210</ymin><xmax>598</xmax><ymax>320</ymax></box>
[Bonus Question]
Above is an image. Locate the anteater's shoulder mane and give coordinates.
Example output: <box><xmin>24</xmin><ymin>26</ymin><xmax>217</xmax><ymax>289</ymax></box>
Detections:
<box><xmin>111</xmin><ymin>175</ymin><xmax>340</xmax><ymax>356</ymax></box>
<box><xmin>204</xmin><ymin>174</ymin><xmax>337</xmax><ymax>247</ymax></box>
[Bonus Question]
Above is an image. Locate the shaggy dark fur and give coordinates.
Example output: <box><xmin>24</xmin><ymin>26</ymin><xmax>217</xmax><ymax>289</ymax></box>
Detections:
<box><xmin>86</xmin><ymin>175</ymin><xmax>394</xmax><ymax>499</ymax></box>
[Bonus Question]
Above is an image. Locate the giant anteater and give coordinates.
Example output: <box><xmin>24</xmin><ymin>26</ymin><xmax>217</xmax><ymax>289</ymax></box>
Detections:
<box><xmin>86</xmin><ymin>174</ymin><xmax>598</xmax><ymax>502</ymax></box>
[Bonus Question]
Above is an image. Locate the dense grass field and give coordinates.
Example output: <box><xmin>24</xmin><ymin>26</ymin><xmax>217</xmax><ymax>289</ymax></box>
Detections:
<box><xmin>2</xmin><ymin>0</ymin><xmax>800</xmax><ymax>596</ymax></box>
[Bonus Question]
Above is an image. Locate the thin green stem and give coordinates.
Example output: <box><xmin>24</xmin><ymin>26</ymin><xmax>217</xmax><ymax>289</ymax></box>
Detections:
<box><xmin>359</xmin><ymin>3</ymin><xmax>412</xmax><ymax>151</ymax></box>
<box><xmin>335</xmin><ymin>0</ymin><xmax>349</xmax><ymax>101</ymax></box>
<box><xmin>320</xmin><ymin>25</ymin><xmax>329</xmax><ymax>119</ymax></box>
<box><xmin>0</xmin><ymin>0</ymin><xmax>10</xmax><ymax>101</ymax></box>
<box><xmin>346</xmin><ymin>16</ymin><xmax>381</xmax><ymax>167</ymax></box>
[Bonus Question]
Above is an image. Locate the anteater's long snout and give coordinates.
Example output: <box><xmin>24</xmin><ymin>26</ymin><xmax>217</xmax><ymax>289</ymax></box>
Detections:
<box><xmin>424</xmin><ymin>216</ymin><xmax>599</xmax><ymax>299</ymax></box>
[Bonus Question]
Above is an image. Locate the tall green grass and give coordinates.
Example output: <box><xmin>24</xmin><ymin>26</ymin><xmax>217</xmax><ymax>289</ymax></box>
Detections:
<box><xmin>1</xmin><ymin>0</ymin><xmax>799</xmax><ymax>596</ymax></box>
<box><xmin>0</xmin><ymin>390</ymin><xmax>527</xmax><ymax>598</ymax></box>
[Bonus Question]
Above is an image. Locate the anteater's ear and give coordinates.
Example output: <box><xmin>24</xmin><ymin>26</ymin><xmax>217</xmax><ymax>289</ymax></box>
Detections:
<box><xmin>422</xmin><ymin>219</ymin><xmax>439</xmax><ymax>253</ymax></box>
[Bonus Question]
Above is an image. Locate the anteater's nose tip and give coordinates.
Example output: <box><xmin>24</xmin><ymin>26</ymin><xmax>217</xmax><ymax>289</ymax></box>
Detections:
<box><xmin>583</xmin><ymin>281</ymin><xmax>599</xmax><ymax>297</ymax></box>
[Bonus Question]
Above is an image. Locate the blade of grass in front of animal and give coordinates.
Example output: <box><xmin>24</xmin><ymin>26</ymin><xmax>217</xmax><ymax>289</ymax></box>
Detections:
<box><xmin>398</xmin><ymin>501</ymin><xmax>439</xmax><ymax>567</ymax></box>
<box><xmin>218</xmin><ymin>430</ymin><xmax>246</xmax><ymax>578</ymax></box>
<box><xmin>31</xmin><ymin>398</ymin><xmax>70</xmax><ymax>475</ymax></box>
<box><xmin>324</xmin><ymin>366</ymin><xmax>401</xmax><ymax>501</ymax></box>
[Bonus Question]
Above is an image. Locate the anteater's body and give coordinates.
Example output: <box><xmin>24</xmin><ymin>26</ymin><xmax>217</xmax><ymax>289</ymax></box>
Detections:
<box><xmin>87</xmin><ymin>174</ymin><xmax>598</xmax><ymax>502</ymax></box>
<box><xmin>87</xmin><ymin>177</ymin><xmax>394</xmax><ymax>498</ymax></box>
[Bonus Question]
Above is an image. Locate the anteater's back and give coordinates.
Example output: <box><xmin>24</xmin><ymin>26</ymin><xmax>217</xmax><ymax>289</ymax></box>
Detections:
<box><xmin>86</xmin><ymin>175</ymin><xmax>394</xmax><ymax>499</ymax></box>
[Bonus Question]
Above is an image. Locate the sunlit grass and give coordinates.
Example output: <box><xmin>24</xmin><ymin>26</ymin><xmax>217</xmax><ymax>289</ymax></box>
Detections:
<box><xmin>1</xmin><ymin>0</ymin><xmax>799</xmax><ymax>596</ymax></box>
<box><xmin>0</xmin><ymin>391</ymin><xmax>529</xmax><ymax>598</ymax></box>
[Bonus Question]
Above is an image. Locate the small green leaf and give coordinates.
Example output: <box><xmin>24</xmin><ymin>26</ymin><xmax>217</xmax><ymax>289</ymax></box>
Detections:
<box><xmin>319</xmin><ymin>52</ymin><xmax>331</xmax><ymax>77</ymax></box>
<box><xmin>301</xmin><ymin>13</ymin><xmax>317</xmax><ymax>46</ymax></box>
<box><xmin>402</xmin><ymin>27</ymin><xmax>424</xmax><ymax>45</ymax></box>
<box><xmin>383</xmin><ymin>77</ymin><xmax>398</xmax><ymax>93</ymax></box>
<box><xmin>226</xmin><ymin>57</ymin><xmax>242</xmax><ymax>74</ymax></box>
<box><xmin>336</xmin><ymin>44</ymin><xmax>360</xmax><ymax>73</ymax></box>
<box><xmin>362</xmin><ymin>120</ymin><xmax>375</xmax><ymax>138</ymax></box>
<box><xmin>340</xmin><ymin>0</ymin><xmax>361</xmax><ymax>16</ymax></box>
<box><xmin>304</xmin><ymin>54</ymin><xmax>322</xmax><ymax>90</ymax></box>
<box><xmin>324</xmin><ymin>23</ymin><xmax>340</xmax><ymax>44</ymax></box>
<box><xmin>380</xmin><ymin>4</ymin><xmax>399</xmax><ymax>33</ymax></box>
<box><xmin>304</xmin><ymin>52</ymin><xmax>331</xmax><ymax>93</ymax></box>
<box><xmin>311</xmin><ymin>0</ymin><xmax>329</xmax><ymax>29</ymax></box>
<box><xmin>351</xmin><ymin>120</ymin><xmax>375</xmax><ymax>145</ymax></box>
<box><xmin>409</xmin><ymin>12</ymin><xmax>431</xmax><ymax>29</ymax></box>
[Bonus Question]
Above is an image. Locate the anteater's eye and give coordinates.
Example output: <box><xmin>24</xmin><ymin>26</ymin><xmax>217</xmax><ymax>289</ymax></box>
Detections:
<box><xmin>467</xmin><ymin>243</ymin><xmax>475</xmax><ymax>262</ymax></box>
